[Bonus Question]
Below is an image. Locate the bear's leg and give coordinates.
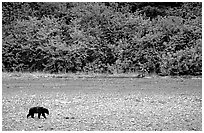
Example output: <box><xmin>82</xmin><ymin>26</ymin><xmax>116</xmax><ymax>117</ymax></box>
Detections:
<box><xmin>38</xmin><ymin>113</ymin><xmax>41</xmax><ymax>119</ymax></box>
<box><xmin>27</xmin><ymin>114</ymin><xmax>30</xmax><ymax>118</ymax></box>
<box><xmin>42</xmin><ymin>113</ymin><xmax>47</xmax><ymax>119</ymax></box>
<box><xmin>31</xmin><ymin>114</ymin><xmax>34</xmax><ymax>118</ymax></box>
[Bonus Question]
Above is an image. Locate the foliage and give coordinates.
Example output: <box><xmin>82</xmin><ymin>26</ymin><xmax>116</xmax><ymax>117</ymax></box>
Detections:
<box><xmin>2</xmin><ymin>2</ymin><xmax>202</xmax><ymax>75</ymax></box>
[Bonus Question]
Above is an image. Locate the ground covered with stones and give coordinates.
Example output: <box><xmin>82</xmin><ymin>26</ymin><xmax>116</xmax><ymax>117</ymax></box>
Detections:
<box><xmin>2</xmin><ymin>73</ymin><xmax>202</xmax><ymax>131</ymax></box>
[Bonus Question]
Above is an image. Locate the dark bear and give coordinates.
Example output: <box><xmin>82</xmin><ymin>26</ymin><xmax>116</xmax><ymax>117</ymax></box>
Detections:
<box><xmin>27</xmin><ymin>106</ymin><xmax>49</xmax><ymax>119</ymax></box>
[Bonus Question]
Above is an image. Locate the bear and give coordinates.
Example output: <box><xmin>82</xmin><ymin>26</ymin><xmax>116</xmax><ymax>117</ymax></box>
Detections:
<box><xmin>27</xmin><ymin>106</ymin><xmax>49</xmax><ymax>119</ymax></box>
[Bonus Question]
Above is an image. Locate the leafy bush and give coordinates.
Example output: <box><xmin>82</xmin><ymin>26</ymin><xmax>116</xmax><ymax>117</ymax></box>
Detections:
<box><xmin>2</xmin><ymin>2</ymin><xmax>202</xmax><ymax>76</ymax></box>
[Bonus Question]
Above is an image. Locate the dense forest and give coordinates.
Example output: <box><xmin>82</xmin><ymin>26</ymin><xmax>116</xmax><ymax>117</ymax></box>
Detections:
<box><xmin>2</xmin><ymin>2</ymin><xmax>202</xmax><ymax>76</ymax></box>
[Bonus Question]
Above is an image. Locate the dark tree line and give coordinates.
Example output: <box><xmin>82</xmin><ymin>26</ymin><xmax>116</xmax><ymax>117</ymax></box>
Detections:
<box><xmin>2</xmin><ymin>2</ymin><xmax>202</xmax><ymax>76</ymax></box>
